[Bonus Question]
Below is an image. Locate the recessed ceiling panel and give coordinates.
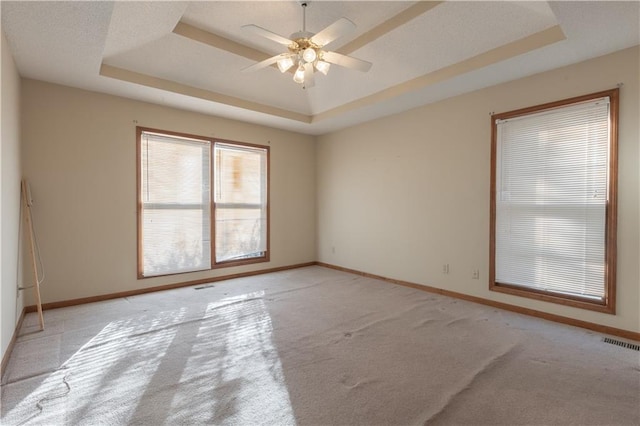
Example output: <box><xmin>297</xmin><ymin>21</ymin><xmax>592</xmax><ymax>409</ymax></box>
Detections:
<box><xmin>181</xmin><ymin>1</ymin><xmax>415</xmax><ymax>55</ymax></box>
<box><xmin>309</xmin><ymin>1</ymin><xmax>560</xmax><ymax>114</ymax></box>
<box><xmin>104</xmin><ymin>34</ymin><xmax>312</xmax><ymax>115</ymax></box>
<box><xmin>2</xmin><ymin>1</ymin><xmax>638</xmax><ymax>135</ymax></box>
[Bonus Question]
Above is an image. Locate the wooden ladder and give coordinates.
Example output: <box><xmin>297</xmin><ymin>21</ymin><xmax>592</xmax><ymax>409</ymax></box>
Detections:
<box><xmin>22</xmin><ymin>180</ymin><xmax>45</xmax><ymax>330</ymax></box>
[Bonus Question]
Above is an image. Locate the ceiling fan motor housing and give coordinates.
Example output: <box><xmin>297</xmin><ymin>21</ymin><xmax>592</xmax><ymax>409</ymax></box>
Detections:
<box><xmin>289</xmin><ymin>32</ymin><xmax>320</xmax><ymax>51</ymax></box>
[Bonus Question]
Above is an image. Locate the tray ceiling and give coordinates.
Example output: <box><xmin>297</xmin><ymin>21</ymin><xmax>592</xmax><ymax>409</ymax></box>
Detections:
<box><xmin>2</xmin><ymin>1</ymin><xmax>638</xmax><ymax>135</ymax></box>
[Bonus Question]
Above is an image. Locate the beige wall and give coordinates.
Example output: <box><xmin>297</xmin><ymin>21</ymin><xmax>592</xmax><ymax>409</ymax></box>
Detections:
<box><xmin>14</xmin><ymin>45</ymin><xmax>640</xmax><ymax>335</ymax></box>
<box><xmin>21</xmin><ymin>80</ymin><xmax>316</xmax><ymax>304</ymax></box>
<box><xmin>317</xmin><ymin>46</ymin><xmax>640</xmax><ymax>333</ymax></box>
<box><xmin>1</xmin><ymin>30</ymin><xmax>24</xmax><ymax>361</ymax></box>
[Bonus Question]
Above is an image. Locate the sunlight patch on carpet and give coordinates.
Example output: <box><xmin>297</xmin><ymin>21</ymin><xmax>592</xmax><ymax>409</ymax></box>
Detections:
<box><xmin>5</xmin><ymin>308</ymin><xmax>187</xmax><ymax>424</ymax></box>
<box><xmin>167</xmin><ymin>291</ymin><xmax>295</xmax><ymax>424</ymax></box>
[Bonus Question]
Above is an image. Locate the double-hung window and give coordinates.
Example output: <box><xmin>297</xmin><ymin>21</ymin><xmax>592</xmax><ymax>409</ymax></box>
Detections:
<box><xmin>214</xmin><ymin>143</ymin><xmax>268</xmax><ymax>264</ymax></box>
<box><xmin>490</xmin><ymin>89</ymin><xmax>618</xmax><ymax>313</ymax></box>
<box><xmin>137</xmin><ymin>128</ymin><xmax>269</xmax><ymax>278</ymax></box>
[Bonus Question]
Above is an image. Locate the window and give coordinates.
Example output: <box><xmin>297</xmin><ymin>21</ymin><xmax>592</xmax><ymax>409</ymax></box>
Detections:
<box><xmin>490</xmin><ymin>89</ymin><xmax>618</xmax><ymax>313</ymax></box>
<box><xmin>137</xmin><ymin>128</ymin><xmax>269</xmax><ymax>278</ymax></box>
<box><xmin>214</xmin><ymin>143</ymin><xmax>268</xmax><ymax>264</ymax></box>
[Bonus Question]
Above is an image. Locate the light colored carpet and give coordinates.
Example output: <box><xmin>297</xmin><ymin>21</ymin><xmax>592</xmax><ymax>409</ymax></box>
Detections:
<box><xmin>1</xmin><ymin>266</ymin><xmax>638</xmax><ymax>425</ymax></box>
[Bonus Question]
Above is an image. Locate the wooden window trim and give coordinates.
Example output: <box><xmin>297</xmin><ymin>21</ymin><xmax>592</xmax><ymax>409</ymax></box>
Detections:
<box><xmin>211</xmin><ymin>138</ymin><xmax>271</xmax><ymax>269</ymax></box>
<box><xmin>136</xmin><ymin>127</ymin><xmax>270</xmax><ymax>279</ymax></box>
<box><xmin>489</xmin><ymin>89</ymin><xmax>618</xmax><ymax>314</ymax></box>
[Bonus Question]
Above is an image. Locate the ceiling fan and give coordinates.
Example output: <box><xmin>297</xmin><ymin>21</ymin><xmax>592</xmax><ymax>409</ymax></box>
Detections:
<box><xmin>241</xmin><ymin>1</ymin><xmax>372</xmax><ymax>88</ymax></box>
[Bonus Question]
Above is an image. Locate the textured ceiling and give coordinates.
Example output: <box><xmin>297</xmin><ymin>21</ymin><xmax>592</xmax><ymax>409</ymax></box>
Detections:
<box><xmin>1</xmin><ymin>1</ymin><xmax>639</xmax><ymax>135</ymax></box>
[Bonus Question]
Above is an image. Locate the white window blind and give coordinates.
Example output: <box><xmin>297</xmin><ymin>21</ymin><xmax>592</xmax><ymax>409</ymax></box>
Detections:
<box><xmin>495</xmin><ymin>97</ymin><xmax>610</xmax><ymax>301</ymax></box>
<box><xmin>140</xmin><ymin>132</ymin><xmax>211</xmax><ymax>276</ymax></box>
<box><xmin>214</xmin><ymin>143</ymin><xmax>268</xmax><ymax>263</ymax></box>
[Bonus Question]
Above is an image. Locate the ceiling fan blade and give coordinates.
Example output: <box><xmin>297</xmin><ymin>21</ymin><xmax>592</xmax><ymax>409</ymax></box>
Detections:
<box><xmin>304</xmin><ymin>62</ymin><xmax>315</xmax><ymax>88</ymax></box>
<box><xmin>322</xmin><ymin>51</ymin><xmax>372</xmax><ymax>72</ymax></box>
<box><xmin>311</xmin><ymin>17</ymin><xmax>356</xmax><ymax>47</ymax></box>
<box><xmin>242</xmin><ymin>53</ymin><xmax>290</xmax><ymax>73</ymax></box>
<box><xmin>242</xmin><ymin>24</ymin><xmax>293</xmax><ymax>46</ymax></box>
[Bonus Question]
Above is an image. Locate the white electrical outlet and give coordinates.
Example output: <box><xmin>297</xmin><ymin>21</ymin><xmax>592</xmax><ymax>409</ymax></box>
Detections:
<box><xmin>443</xmin><ymin>264</ymin><xmax>449</xmax><ymax>274</ymax></box>
<box><xmin>472</xmin><ymin>269</ymin><xmax>480</xmax><ymax>279</ymax></box>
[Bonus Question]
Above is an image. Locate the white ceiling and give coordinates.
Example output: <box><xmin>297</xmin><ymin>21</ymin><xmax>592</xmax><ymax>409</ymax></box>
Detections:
<box><xmin>2</xmin><ymin>1</ymin><xmax>638</xmax><ymax>135</ymax></box>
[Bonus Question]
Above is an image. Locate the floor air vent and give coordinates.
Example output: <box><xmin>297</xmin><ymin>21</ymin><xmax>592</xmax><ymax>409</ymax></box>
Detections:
<box><xmin>602</xmin><ymin>337</ymin><xmax>640</xmax><ymax>351</ymax></box>
<box><xmin>194</xmin><ymin>284</ymin><xmax>214</xmax><ymax>290</ymax></box>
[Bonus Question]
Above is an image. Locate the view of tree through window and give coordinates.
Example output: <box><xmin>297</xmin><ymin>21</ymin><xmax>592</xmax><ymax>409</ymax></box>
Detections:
<box><xmin>214</xmin><ymin>143</ymin><xmax>268</xmax><ymax>264</ymax></box>
<box><xmin>137</xmin><ymin>128</ymin><xmax>269</xmax><ymax>278</ymax></box>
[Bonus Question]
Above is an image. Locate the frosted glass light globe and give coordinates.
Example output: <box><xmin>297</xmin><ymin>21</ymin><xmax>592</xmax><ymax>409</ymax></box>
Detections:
<box><xmin>302</xmin><ymin>47</ymin><xmax>317</xmax><ymax>63</ymax></box>
<box><xmin>293</xmin><ymin>64</ymin><xmax>305</xmax><ymax>84</ymax></box>
<box><xmin>277</xmin><ymin>56</ymin><xmax>294</xmax><ymax>73</ymax></box>
<box><xmin>315</xmin><ymin>60</ymin><xmax>330</xmax><ymax>75</ymax></box>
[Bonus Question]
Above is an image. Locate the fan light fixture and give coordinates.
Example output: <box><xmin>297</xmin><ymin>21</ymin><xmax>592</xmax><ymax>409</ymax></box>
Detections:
<box><xmin>315</xmin><ymin>60</ymin><xmax>330</xmax><ymax>75</ymax></box>
<box><xmin>302</xmin><ymin>47</ymin><xmax>317</xmax><ymax>63</ymax></box>
<box><xmin>242</xmin><ymin>1</ymin><xmax>372</xmax><ymax>88</ymax></box>
<box><xmin>284</xmin><ymin>2</ymin><xmax>327</xmax><ymax>86</ymax></box>
<box><xmin>293</xmin><ymin>64</ymin><xmax>305</xmax><ymax>83</ymax></box>
<box><xmin>277</xmin><ymin>56</ymin><xmax>294</xmax><ymax>73</ymax></box>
